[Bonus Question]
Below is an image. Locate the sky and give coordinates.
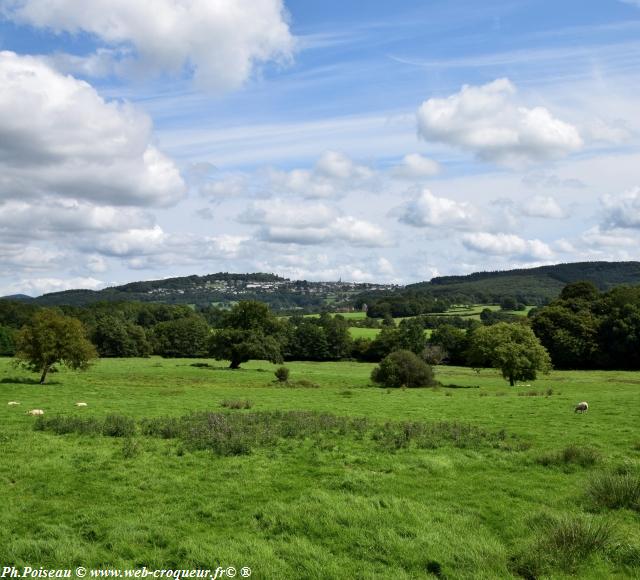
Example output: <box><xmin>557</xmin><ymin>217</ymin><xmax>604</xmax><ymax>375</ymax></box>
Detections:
<box><xmin>0</xmin><ymin>0</ymin><xmax>639</xmax><ymax>296</ymax></box>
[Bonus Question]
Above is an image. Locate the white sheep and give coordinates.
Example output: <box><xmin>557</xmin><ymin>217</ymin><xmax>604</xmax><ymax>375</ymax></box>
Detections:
<box><xmin>27</xmin><ymin>409</ymin><xmax>44</xmax><ymax>416</ymax></box>
<box><xmin>574</xmin><ymin>401</ymin><xmax>589</xmax><ymax>413</ymax></box>
<box><xmin>8</xmin><ymin>401</ymin><xmax>20</xmax><ymax>406</ymax></box>
<box><xmin>75</xmin><ymin>402</ymin><xmax>88</xmax><ymax>407</ymax></box>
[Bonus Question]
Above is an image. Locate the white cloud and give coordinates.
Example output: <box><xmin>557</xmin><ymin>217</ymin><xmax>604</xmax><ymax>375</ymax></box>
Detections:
<box><xmin>86</xmin><ymin>255</ymin><xmax>108</xmax><ymax>273</ymax></box>
<box><xmin>94</xmin><ymin>225</ymin><xmax>167</xmax><ymax>257</ymax></box>
<box><xmin>601</xmin><ymin>187</ymin><xmax>640</xmax><ymax>229</ymax></box>
<box><xmin>267</xmin><ymin>151</ymin><xmax>374</xmax><ymax>198</ymax></box>
<box><xmin>416</xmin><ymin>78</ymin><xmax>583</xmax><ymax>166</ymax></box>
<box><xmin>0</xmin><ymin>51</ymin><xmax>185</xmax><ymax>207</ymax></box>
<box><xmin>397</xmin><ymin>189</ymin><xmax>480</xmax><ymax>229</ymax></box>
<box><xmin>520</xmin><ymin>195</ymin><xmax>567</xmax><ymax>219</ymax></box>
<box><xmin>2</xmin><ymin>0</ymin><xmax>294</xmax><ymax>90</ymax></box>
<box><xmin>391</xmin><ymin>153</ymin><xmax>440</xmax><ymax>179</ymax></box>
<box><xmin>239</xmin><ymin>199</ymin><xmax>388</xmax><ymax>247</ymax></box>
<box><xmin>1</xmin><ymin>276</ymin><xmax>105</xmax><ymax>297</ymax></box>
<box><xmin>462</xmin><ymin>232</ymin><xmax>554</xmax><ymax>261</ymax></box>
<box><xmin>200</xmin><ymin>174</ymin><xmax>249</xmax><ymax>201</ymax></box>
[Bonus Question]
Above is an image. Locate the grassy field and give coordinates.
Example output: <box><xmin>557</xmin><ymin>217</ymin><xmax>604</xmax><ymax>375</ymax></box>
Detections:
<box><xmin>1</xmin><ymin>357</ymin><xmax>639</xmax><ymax>578</ymax></box>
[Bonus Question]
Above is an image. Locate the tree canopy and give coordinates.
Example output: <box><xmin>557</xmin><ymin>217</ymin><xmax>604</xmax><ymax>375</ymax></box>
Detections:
<box><xmin>14</xmin><ymin>309</ymin><xmax>98</xmax><ymax>384</ymax></box>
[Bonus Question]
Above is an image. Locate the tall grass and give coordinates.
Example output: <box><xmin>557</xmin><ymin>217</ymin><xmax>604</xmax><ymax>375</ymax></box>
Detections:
<box><xmin>587</xmin><ymin>471</ymin><xmax>640</xmax><ymax>511</ymax></box>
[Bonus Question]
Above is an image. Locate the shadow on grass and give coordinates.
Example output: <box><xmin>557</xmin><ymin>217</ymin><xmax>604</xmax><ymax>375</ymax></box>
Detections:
<box><xmin>0</xmin><ymin>377</ymin><xmax>60</xmax><ymax>385</ymax></box>
<box><xmin>442</xmin><ymin>383</ymin><xmax>480</xmax><ymax>389</ymax></box>
<box><xmin>187</xmin><ymin>363</ymin><xmax>270</xmax><ymax>372</ymax></box>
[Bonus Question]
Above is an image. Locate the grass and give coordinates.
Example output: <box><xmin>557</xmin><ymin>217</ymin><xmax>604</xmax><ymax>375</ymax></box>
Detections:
<box><xmin>1</xmin><ymin>357</ymin><xmax>639</xmax><ymax>578</ymax></box>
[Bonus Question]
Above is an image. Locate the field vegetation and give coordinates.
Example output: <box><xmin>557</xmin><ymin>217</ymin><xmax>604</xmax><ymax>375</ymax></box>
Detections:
<box><xmin>1</xmin><ymin>357</ymin><xmax>639</xmax><ymax>578</ymax></box>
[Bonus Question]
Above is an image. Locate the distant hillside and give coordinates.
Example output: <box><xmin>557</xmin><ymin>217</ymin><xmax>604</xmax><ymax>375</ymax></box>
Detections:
<box><xmin>0</xmin><ymin>294</ymin><xmax>34</xmax><ymax>302</ymax></box>
<box><xmin>25</xmin><ymin>272</ymin><xmax>398</xmax><ymax>311</ymax></box>
<box><xmin>407</xmin><ymin>261</ymin><xmax>640</xmax><ymax>304</ymax></box>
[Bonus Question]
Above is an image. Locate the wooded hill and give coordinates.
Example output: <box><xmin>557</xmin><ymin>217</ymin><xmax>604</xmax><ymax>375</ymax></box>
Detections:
<box><xmin>5</xmin><ymin>261</ymin><xmax>640</xmax><ymax>311</ymax></box>
<box><xmin>356</xmin><ymin>261</ymin><xmax>640</xmax><ymax>314</ymax></box>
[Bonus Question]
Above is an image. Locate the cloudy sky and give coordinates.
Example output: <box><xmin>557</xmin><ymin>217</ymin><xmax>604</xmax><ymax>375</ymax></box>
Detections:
<box><xmin>1</xmin><ymin>0</ymin><xmax>639</xmax><ymax>296</ymax></box>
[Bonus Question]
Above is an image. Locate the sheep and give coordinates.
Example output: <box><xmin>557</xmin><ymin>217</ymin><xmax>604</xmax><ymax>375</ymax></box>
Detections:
<box><xmin>27</xmin><ymin>409</ymin><xmax>44</xmax><ymax>416</ymax></box>
<box><xmin>575</xmin><ymin>401</ymin><xmax>589</xmax><ymax>413</ymax></box>
<box><xmin>75</xmin><ymin>402</ymin><xmax>88</xmax><ymax>407</ymax></box>
<box><xmin>8</xmin><ymin>401</ymin><xmax>20</xmax><ymax>406</ymax></box>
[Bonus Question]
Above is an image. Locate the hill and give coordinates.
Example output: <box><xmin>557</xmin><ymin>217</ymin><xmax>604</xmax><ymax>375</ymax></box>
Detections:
<box><xmin>414</xmin><ymin>261</ymin><xmax>640</xmax><ymax>303</ymax></box>
<box><xmin>23</xmin><ymin>272</ymin><xmax>398</xmax><ymax>311</ymax></box>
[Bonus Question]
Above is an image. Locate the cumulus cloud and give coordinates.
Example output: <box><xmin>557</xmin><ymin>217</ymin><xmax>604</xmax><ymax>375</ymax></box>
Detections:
<box><xmin>397</xmin><ymin>189</ymin><xmax>480</xmax><ymax>229</ymax></box>
<box><xmin>520</xmin><ymin>196</ymin><xmax>567</xmax><ymax>219</ymax></box>
<box><xmin>2</xmin><ymin>276</ymin><xmax>105</xmax><ymax>297</ymax></box>
<box><xmin>416</xmin><ymin>78</ymin><xmax>582</xmax><ymax>166</ymax></box>
<box><xmin>462</xmin><ymin>232</ymin><xmax>554</xmax><ymax>261</ymax></box>
<box><xmin>239</xmin><ymin>199</ymin><xmax>388</xmax><ymax>247</ymax></box>
<box><xmin>391</xmin><ymin>154</ymin><xmax>440</xmax><ymax>179</ymax></box>
<box><xmin>601</xmin><ymin>187</ymin><xmax>640</xmax><ymax>229</ymax></box>
<box><xmin>0</xmin><ymin>51</ymin><xmax>185</xmax><ymax>207</ymax></box>
<box><xmin>199</xmin><ymin>174</ymin><xmax>250</xmax><ymax>201</ymax></box>
<box><xmin>1</xmin><ymin>0</ymin><xmax>294</xmax><ymax>90</ymax></box>
<box><xmin>268</xmin><ymin>151</ymin><xmax>374</xmax><ymax>198</ymax></box>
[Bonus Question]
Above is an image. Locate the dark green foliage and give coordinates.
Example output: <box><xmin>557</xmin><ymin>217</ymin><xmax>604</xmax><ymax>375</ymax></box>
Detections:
<box><xmin>0</xmin><ymin>325</ymin><xmax>16</xmax><ymax>355</ymax></box>
<box><xmin>371</xmin><ymin>350</ymin><xmax>436</xmax><ymax>388</ymax></box>
<box><xmin>284</xmin><ymin>313</ymin><xmax>352</xmax><ymax>361</ymax></box>
<box><xmin>210</xmin><ymin>328</ymin><xmax>283</xmax><ymax>369</ymax></box>
<box><xmin>275</xmin><ymin>366</ymin><xmax>290</xmax><ymax>382</ymax></box>
<box><xmin>587</xmin><ymin>472</ymin><xmax>640</xmax><ymax>511</ymax></box>
<box><xmin>14</xmin><ymin>309</ymin><xmax>98</xmax><ymax>384</ymax></box>
<box><xmin>468</xmin><ymin>323</ymin><xmax>551</xmax><ymax>386</ymax></box>
<box><xmin>34</xmin><ymin>415</ymin><xmax>102</xmax><ymax>435</ymax></box>
<box><xmin>151</xmin><ymin>315</ymin><xmax>210</xmax><ymax>357</ymax></box>
<box><xmin>92</xmin><ymin>315</ymin><xmax>150</xmax><ymax>357</ymax></box>
<box><xmin>397</xmin><ymin>317</ymin><xmax>427</xmax><ymax>354</ymax></box>
<box><xmin>480</xmin><ymin>308</ymin><xmax>520</xmax><ymax>325</ymax></box>
<box><xmin>429</xmin><ymin>325</ymin><xmax>469</xmax><ymax>365</ymax></box>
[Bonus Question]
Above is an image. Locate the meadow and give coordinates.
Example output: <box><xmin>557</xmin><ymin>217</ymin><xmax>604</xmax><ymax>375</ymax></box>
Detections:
<box><xmin>1</xmin><ymin>357</ymin><xmax>639</xmax><ymax>579</ymax></box>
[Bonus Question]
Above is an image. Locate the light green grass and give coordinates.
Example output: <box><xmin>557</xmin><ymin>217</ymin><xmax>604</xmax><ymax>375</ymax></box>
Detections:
<box><xmin>1</xmin><ymin>357</ymin><xmax>639</xmax><ymax>578</ymax></box>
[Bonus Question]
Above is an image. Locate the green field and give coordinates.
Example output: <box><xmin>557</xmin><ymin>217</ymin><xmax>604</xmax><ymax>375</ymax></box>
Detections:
<box><xmin>1</xmin><ymin>357</ymin><xmax>639</xmax><ymax>578</ymax></box>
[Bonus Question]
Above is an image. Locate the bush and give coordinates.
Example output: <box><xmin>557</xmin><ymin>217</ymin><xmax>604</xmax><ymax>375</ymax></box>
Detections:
<box><xmin>371</xmin><ymin>350</ymin><xmax>436</xmax><ymax>388</ymax></box>
<box><xmin>274</xmin><ymin>366</ymin><xmax>290</xmax><ymax>383</ymax></box>
<box><xmin>587</xmin><ymin>471</ymin><xmax>640</xmax><ymax>511</ymax></box>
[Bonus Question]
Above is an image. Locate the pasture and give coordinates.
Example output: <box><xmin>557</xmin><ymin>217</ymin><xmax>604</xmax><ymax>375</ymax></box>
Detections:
<box><xmin>1</xmin><ymin>357</ymin><xmax>639</xmax><ymax>578</ymax></box>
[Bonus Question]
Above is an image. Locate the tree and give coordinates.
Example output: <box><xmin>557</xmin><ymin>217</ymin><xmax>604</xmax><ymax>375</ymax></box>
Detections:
<box><xmin>397</xmin><ymin>317</ymin><xmax>427</xmax><ymax>354</ymax></box>
<box><xmin>151</xmin><ymin>316</ymin><xmax>210</xmax><ymax>357</ymax></box>
<box><xmin>371</xmin><ymin>350</ymin><xmax>436</xmax><ymax>388</ymax></box>
<box><xmin>14</xmin><ymin>310</ymin><xmax>98</xmax><ymax>384</ymax></box>
<box><xmin>429</xmin><ymin>325</ymin><xmax>469</xmax><ymax>365</ymax></box>
<box><xmin>209</xmin><ymin>301</ymin><xmax>285</xmax><ymax>368</ymax></box>
<box><xmin>92</xmin><ymin>315</ymin><xmax>151</xmax><ymax>357</ymax></box>
<box><xmin>0</xmin><ymin>325</ymin><xmax>16</xmax><ymax>356</ymax></box>
<box><xmin>467</xmin><ymin>322</ymin><xmax>551</xmax><ymax>386</ymax></box>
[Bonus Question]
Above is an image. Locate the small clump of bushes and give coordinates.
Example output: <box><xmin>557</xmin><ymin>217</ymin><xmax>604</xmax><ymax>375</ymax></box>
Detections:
<box><xmin>371</xmin><ymin>350</ymin><xmax>436</xmax><ymax>388</ymax></box>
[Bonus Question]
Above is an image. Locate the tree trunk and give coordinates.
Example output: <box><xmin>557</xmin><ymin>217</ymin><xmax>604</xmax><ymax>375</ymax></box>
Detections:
<box><xmin>39</xmin><ymin>365</ymin><xmax>50</xmax><ymax>384</ymax></box>
<box><xmin>229</xmin><ymin>360</ymin><xmax>241</xmax><ymax>369</ymax></box>
<box><xmin>509</xmin><ymin>375</ymin><xmax>515</xmax><ymax>387</ymax></box>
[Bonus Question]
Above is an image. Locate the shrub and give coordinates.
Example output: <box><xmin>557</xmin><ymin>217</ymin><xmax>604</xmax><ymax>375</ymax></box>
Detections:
<box><xmin>274</xmin><ymin>366</ymin><xmax>290</xmax><ymax>383</ymax></box>
<box><xmin>371</xmin><ymin>349</ymin><xmax>436</xmax><ymax>388</ymax></box>
<box><xmin>587</xmin><ymin>472</ymin><xmax>640</xmax><ymax>511</ymax></box>
<box><xmin>33</xmin><ymin>415</ymin><xmax>101</xmax><ymax>435</ymax></box>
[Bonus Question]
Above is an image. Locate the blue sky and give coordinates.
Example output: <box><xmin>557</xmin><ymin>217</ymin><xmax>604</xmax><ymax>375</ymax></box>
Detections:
<box><xmin>0</xmin><ymin>0</ymin><xmax>639</xmax><ymax>295</ymax></box>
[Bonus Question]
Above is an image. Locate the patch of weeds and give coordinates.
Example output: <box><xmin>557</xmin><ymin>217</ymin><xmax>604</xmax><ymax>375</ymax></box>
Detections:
<box><xmin>425</xmin><ymin>560</ymin><xmax>446</xmax><ymax>579</ymax></box>
<box><xmin>279</xmin><ymin>379</ymin><xmax>320</xmax><ymax>389</ymax></box>
<box><xmin>34</xmin><ymin>415</ymin><xmax>102</xmax><ymax>435</ymax></box>
<box><xmin>339</xmin><ymin>389</ymin><xmax>354</xmax><ymax>397</ymax></box>
<box><xmin>122</xmin><ymin>437</ymin><xmax>141</xmax><ymax>459</ymax></box>
<box><xmin>371</xmin><ymin>420</ymin><xmax>510</xmax><ymax>452</ymax></box>
<box><xmin>102</xmin><ymin>415</ymin><xmax>136</xmax><ymax>437</ymax></box>
<box><xmin>536</xmin><ymin>444</ymin><xmax>601</xmax><ymax>469</ymax></box>
<box><xmin>586</xmin><ymin>471</ymin><xmax>640</xmax><ymax>511</ymax></box>
<box><xmin>509</xmin><ymin>513</ymin><xmax>615</xmax><ymax>578</ymax></box>
<box><xmin>220</xmin><ymin>399</ymin><xmax>253</xmax><ymax>410</ymax></box>
<box><xmin>274</xmin><ymin>366</ymin><xmax>289</xmax><ymax>383</ymax></box>
<box><xmin>140</xmin><ymin>417</ymin><xmax>182</xmax><ymax>439</ymax></box>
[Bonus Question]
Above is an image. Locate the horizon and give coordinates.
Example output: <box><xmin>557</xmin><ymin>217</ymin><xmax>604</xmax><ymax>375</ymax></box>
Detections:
<box><xmin>1</xmin><ymin>1</ymin><xmax>640</xmax><ymax>296</ymax></box>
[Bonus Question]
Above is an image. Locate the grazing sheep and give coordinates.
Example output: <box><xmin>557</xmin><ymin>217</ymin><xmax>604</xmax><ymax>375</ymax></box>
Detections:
<box><xmin>575</xmin><ymin>401</ymin><xmax>589</xmax><ymax>413</ymax></box>
<box><xmin>8</xmin><ymin>401</ymin><xmax>20</xmax><ymax>406</ymax></box>
<box><xmin>27</xmin><ymin>409</ymin><xmax>44</xmax><ymax>416</ymax></box>
<box><xmin>75</xmin><ymin>402</ymin><xmax>88</xmax><ymax>407</ymax></box>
